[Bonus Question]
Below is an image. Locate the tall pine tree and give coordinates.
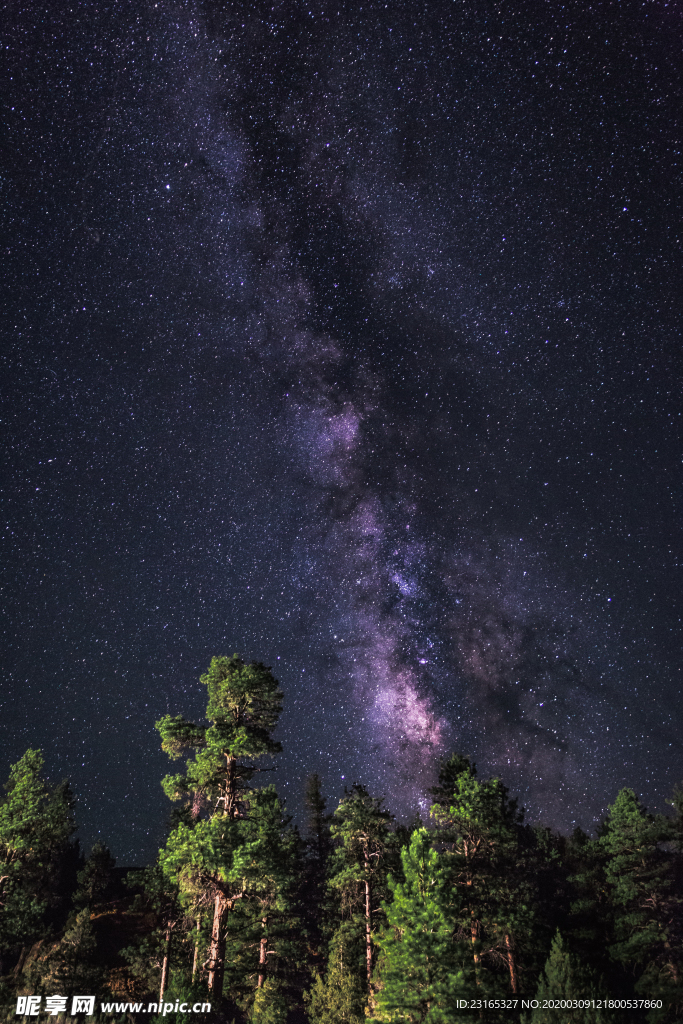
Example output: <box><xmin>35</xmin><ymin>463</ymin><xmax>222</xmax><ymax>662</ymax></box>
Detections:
<box><xmin>599</xmin><ymin>789</ymin><xmax>682</xmax><ymax>1017</ymax></box>
<box><xmin>526</xmin><ymin>931</ymin><xmax>606</xmax><ymax>1024</ymax></box>
<box><xmin>370</xmin><ymin>828</ymin><xmax>475</xmax><ymax>1023</ymax></box>
<box><xmin>0</xmin><ymin>750</ymin><xmax>75</xmax><ymax>975</ymax></box>
<box><xmin>430</xmin><ymin>753</ymin><xmax>529</xmax><ymax>996</ymax></box>
<box><xmin>328</xmin><ymin>785</ymin><xmax>396</xmax><ymax>996</ymax></box>
<box><xmin>156</xmin><ymin>654</ymin><xmax>283</xmax><ymax>1002</ymax></box>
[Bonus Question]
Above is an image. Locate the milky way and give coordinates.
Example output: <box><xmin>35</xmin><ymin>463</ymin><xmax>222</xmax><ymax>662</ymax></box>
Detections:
<box><xmin>3</xmin><ymin>0</ymin><xmax>681</xmax><ymax>861</ymax></box>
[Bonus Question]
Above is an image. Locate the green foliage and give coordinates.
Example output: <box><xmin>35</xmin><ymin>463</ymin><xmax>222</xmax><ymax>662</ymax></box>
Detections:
<box><xmin>221</xmin><ymin>787</ymin><xmax>304</xmax><ymax>1011</ymax></box>
<box><xmin>0</xmin><ymin>750</ymin><xmax>76</xmax><ymax>960</ymax></box>
<box><xmin>598</xmin><ymin>789</ymin><xmax>683</xmax><ymax>1020</ymax></box>
<box><xmin>0</xmin><ymin>750</ymin><xmax>75</xmax><ymax>869</ymax></box>
<box><xmin>525</xmin><ymin>931</ymin><xmax>606</xmax><ymax>1024</ymax></box>
<box><xmin>370</xmin><ymin>828</ymin><xmax>475</xmax><ymax>1022</ymax></box>
<box><xmin>305</xmin><ymin>773</ymin><xmax>333</xmax><ymax>867</ymax></box>
<box><xmin>155</xmin><ymin>655</ymin><xmax>288</xmax><ymax>1009</ymax></box>
<box><xmin>201</xmin><ymin>655</ymin><xmax>283</xmax><ymax>755</ymax></box>
<box><xmin>24</xmin><ymin>909</ymin><xmax>102</xmax><ymax>997</ymax></box>
<box><xmin>327</xmin><ymin>784</ymin><xmax>397</xmax><ymax>997</ymax></box>
<box><xmin>73</xmin><ymin>842</ymin><xmax>116</xmax><ymax>911</ymax></box>
<box><xmin>2</xmin><ymin>727</ymin><xmax>681</xmax><ymax>1024</ymax></box>
<box><xmin>599</xmin><ymin>789</ymin><xmax>674</xmax><ymax>967</ymax></box>
<box><xmin>147</xmin><ymin>977</ymin><xmax>209</xmax><ymax>1024</ymax></box>
<box><xmin>304</xmin><ymin>933</ymin><xmax>367</xmax><ymax>1024</ymax></box>
<box><xmin>430</xmin><ymin>753</ymin><xmax>532</xmax><ymax>997</ymax></box>
<box><xmin>429</xmin><ymin>753</ymin><xmax>478</xmax><ymax>811</ymax></box>
<box><xmin>328</xmin><ymin>784</ymin><xmax>395</xmax><ymax>921</ymax></box>
<box><xmin>121</xmin><ymin>865</ymin><xmax>187</xmax><ymax>999</ymax></box>
<box><xmin>301</xmin><ymin>774</ymin><xmax>333</xmax><ymax>970</ymax></box>
<box><xmin>156</xmin><ymin>654</ymin><xmax>283</xmax><ymax>821</ymax></box>
<box><xmin>250</xmin><ymin>978</ymin><xmax>288</xmax><ymax>1024</ymax></box>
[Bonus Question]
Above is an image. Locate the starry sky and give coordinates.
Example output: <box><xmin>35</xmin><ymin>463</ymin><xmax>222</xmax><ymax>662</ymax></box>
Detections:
<box><xmin>2</xmin><ymin>0</ymin><xmax>682</xmax><ymax>864</ymax></box>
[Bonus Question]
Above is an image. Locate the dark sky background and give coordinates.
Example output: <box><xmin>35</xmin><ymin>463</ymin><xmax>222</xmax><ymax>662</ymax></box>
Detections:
<box><xmin>2</xmin><ymin>0</ymin><xmax>681</xmax><ymax>864</ymax></box>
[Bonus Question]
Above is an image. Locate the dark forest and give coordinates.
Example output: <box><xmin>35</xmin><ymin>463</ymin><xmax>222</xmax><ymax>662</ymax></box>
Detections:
<box><xmin>2</xmin><ymin>656</ymin><xmax>681</xmax><ymax>1023</ymax></box>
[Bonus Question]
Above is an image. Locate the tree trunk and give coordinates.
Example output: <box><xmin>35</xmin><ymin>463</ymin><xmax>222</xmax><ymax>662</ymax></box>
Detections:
<box><xmin>470</xmin><ymin>912</ymin><xmax>481</xmax><ymax>985</ymax></box>
<box><xmin>191</xmin><ymin>916</ymin><xmax>201</xmax><ymax>982</ymax></box>
<box><xmin>257</xmin><ymin>915</ymin><xmax>268</xmax><ymax>988</ymax></box>
<box><xmin>207</xmin><ymin>892</ymin><xmax>228</xmax><ymax>996</ymax></box>
<box><xmin>207</xmin><ymin>891</ymin><xmax>244</xmax><ymax>997</ymax></box>
<box><xmin>466</xmin><ymin>871</ymin><xmax>481</xmax><ymax>988</ymax></box>
<box><xmin>13</xmin><ymin>945</ymin><xmax>27</xmax><ymax>978</ymax></box>
<box><xmin>159</xmin><ymin>923</ymin><xmax>172</xmax><ymax>1003</ymax></box>
<box><xmin>364</xmin><ymin>845</ymin><xmax>372</xmax><ymax>991</ymax></box>
<box><xmin>224</xmin><ymin>755</ymin><xmax>237</xmax><ymax>819</ymax></box>
<box><xmin>504</xmin><ymin>933</ymin><xmax>518</xmax><ymax>993</ymax></box>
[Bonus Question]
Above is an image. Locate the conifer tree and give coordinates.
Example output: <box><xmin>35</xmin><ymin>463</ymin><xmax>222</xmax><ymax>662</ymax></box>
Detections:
<box><xmin>370</xmin><ymin>828</ymin><xmax>475</xmax><ymax>1023</ymax></box>
<box><xmin>302</xmin><ymin>774</ymin><xmax>333</xmax><ymax>972</ymax></box>
<box><xmin>526</xmin><ymin>931</ymin><xmax>606</xmax><ymax>1024</ymax></box>
<box><xmin>156</xmin><ymin>655</ymin><xmax>283</xmax><ymax>1003</ymax></box>
<box><xmin>0</xmin><ymin>750</ymin><xmax>75</xmax><ymax>973</ymax></box>
<box><xmin>306</xmin><ymin>774</ymin><xmax>333</xmax><ymax>872</ymax></box>
<box><xmin>220</xmin><ymin>786</ymin><xmax>302</xmax><ymax>1017</ymax></box>
<box><xmin>328</xmin><ymin>785</ymin><xmax>396</xmax><ymax>995</ymax></box>
<box><xmin>122</xmin><ymin>865</ymin><xmax>187</xmax><ymax>1004</ymax></box>
<box><xmin>250</xmin><ymin>976</ymin><xmax>289</xmax><ymax>1024</ymax></box>
<box><xmin>430</xmin><ymin>753</ymin><xmax>529</xmax><ymax>995</ymax></box>
<box><xmin>73</xmin><ymin>841</ymin><xmax>116</xmax><ymax>911</ymax></box>
<box><xmin>599</xmin><ymin>789</ymin><xmax>682</xmax><ymax>1016</ymax></box>
<box><xmin>566</xmin><ymin>826</ymin><xmax>612</xmax><ymax>982</ymax></box>
<box><xmin>304</xmin><ymin>933</ymin><xmax>367</xmax><ymax>1024</ymax></box>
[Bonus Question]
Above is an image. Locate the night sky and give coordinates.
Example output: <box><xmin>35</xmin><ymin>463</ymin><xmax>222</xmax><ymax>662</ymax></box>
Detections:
<box><xmin>2</xmin><ymin>0</ymin><xmax>682</xmax><ymax>864</ymax></box>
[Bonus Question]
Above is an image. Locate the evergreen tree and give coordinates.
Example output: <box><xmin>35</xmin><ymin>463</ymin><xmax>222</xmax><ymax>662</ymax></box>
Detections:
<box><xmin>599</xmin><ymin>789</ymin><xmax>682</xmax><ymax>1017</ymax></box>
<box><xmin>73</xmin><ymin>841</ymin><xmax>116</xmax><ymax>911</ymax></box>
<box><xmin>430</xmin><ymin>753</ymin><xmax>529</xmax><ymax>996</ymax></box>
<box><xmin>521</xmin><ymin>825</ymin><xmax>573</xmax><ymax>983</ymax></box>
<box><xmin>370</xmin><ymin>828</ymin><xmax>475</xmax><ymax>1023</ymax></box>
<box><xmin>250</xmin><ymin>977</ymin><xmax>288</xmax><ymax>1024</ymax></box>
<box><xmin>221</xmin><ymin>786</ymin><xmax>303</xmax><ymax>1019</ymax></box>
<box><xmin>306</xmin><ymin>774</ymin><xmax>333</xmax><ymax>866</ymax></box>
<box><xmin>156</xmin><ymin>654</ymin><xmax>283</xmax><ymax>1003</ymax></box>
<box><xmin>122</xmin><ymin>865</ymin><xmax>188</xmax><ymax>1003</ymax></box>
<box><xmin>24</xmin><ymin>909</ymin><xmax>102</xmax><ymax>999</ymax></box>
<box><xmin>0</xmin><ymin>750</ymin><xmax>75</xmax><ymax>974</ymax></box>
<box><xmin>526</xmin><ymin>931</ymin><xmax>606</xmax><ymax>1024</ymax></box>
<box><xmin>304</xmin><ymin>933</ymin><xmax>367</xmax><ymax>1024</ymax></box>
<box><xmin>566</xmin><ymin>826</ymin><xmax>613</xmax><ymax>983</ymax></box>
<box><xmin>302</xmin><ymin>774</ymin><xmax>333</xmax><ymax>973</ymax></box>
<box><xmin>328</xmin><ymin>784</ymin><xmax>396</xmax><ymax>996</ymax></box>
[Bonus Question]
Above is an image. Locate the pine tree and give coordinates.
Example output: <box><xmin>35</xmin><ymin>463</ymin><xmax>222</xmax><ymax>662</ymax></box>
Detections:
<box><xmin>0</xmin><ymin>750</ymin><xmax>75</xmax><ymax>974</ymax></box>
<box><xmin>250</xmin><ymin>977</ymin><xmax>288</xmax><ymax>1023</ymax></box>
<box><xmin>122</xmin><ymin>865</ymin><xmax>188</xmax><ymax>1003</ymax></box>
<box><xmin>566</xmin><ymin>826</ymin><xmax>613</xmax><ymax>986</ymax></box>
<box><xmin>156</xmin><ymin>654</ymin><xmax>283</xmax><ymax>1004</ymax></box>
<box><xmin>430</xmin><ymin>753</ymin><xmax>529</xmax><ymax>996</ymax></box>
<box><xmin>304</xmin><ymin>933</ymin><xmax>367</xmax><ymax>1024</ymax></box>
<box><xmin>526</xmin><ymin>931</ymin><xmax>606</xmax><ymax>1024</ymax></box>
<box><xmin>328</xmin><ymin>785</ymin><xmax>396</xmax><ymax>997</ymax></box>
<box><xmin>221</xmin><ymin>786</ymin><xmax>303</xmax><ymax>1018</ymax></box>
<box><xmin>599</xmin><ymin>789</ymin><xmax>682</xmax><ymax>1017</ymax></box>
<box><xmin>370</xmin><ymin>828</ymin><xmax>475</xmax><ymax>1023</ymax></box>
<box><xmin>73</xmin><ymin>841</ymin><xmax>116</xmax><ymax>911</ymax></box>
<box><xmin>302</xmin><ymin>774</ymin><xmax>333</xmax><ymax>973</ymax></box>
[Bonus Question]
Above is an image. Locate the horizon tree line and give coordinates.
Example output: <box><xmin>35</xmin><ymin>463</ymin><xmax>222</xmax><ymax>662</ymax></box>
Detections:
<box><xmin>0</xmin><ymin>653</ymin><xmax>681</xmax><ymax>1023</ymax></box>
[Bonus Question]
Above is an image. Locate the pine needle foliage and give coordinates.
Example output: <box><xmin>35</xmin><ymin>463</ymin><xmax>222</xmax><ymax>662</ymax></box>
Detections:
<box><xmin>370</xmin><ymin>828</ymin><xmax>475</xmax><ymax>1023</ymax></box>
